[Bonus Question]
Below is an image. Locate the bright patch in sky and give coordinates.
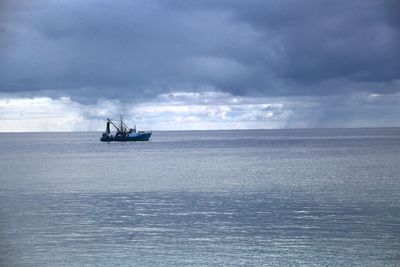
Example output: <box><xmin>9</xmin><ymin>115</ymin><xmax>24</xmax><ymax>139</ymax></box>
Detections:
<box><xmin>1</xmin><ymin>90</ymin><xmax>399</xmax><ymax>132</ymax></box>
<box><xmin>0</xmin><ymin>92</ymin><xmax>296</xmax><ymax>131</ymax></box>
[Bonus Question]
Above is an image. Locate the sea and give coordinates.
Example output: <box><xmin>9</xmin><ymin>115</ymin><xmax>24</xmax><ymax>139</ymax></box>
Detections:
<box><xmin>0</xmin><ymin>128</ymin><xmax>399</xmax><ymax>266</ymax></box>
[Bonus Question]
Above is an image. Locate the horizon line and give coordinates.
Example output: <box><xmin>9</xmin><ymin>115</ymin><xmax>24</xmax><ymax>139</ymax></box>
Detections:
<box><xmin>1</xmin><ymin>126</ymin><xmax>399</xmax><ymax>134</ymax></box>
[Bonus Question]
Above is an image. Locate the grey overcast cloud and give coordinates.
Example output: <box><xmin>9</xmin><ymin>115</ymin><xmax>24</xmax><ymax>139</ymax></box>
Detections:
<box><xmin>0</xmin><ymin>0</ymin><xmax>399</xmax><ymax>131</ymax></box>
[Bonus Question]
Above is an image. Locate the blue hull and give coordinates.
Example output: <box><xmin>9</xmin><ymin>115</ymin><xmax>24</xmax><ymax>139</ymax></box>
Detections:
<box><xmin>100</xmin><ymin>132</ymin><xmax>151</xmax><ymax>142</ymax></box>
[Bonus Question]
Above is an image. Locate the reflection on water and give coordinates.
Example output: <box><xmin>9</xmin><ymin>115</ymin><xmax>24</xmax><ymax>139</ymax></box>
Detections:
<box><xmin>0</xmin><ymin>129</ymin><xmax>400</xmax><ymax>266</ymax></box>
<box><xmin>1</xmin><ymin>192</ymin><xmax>400</xmax><ymax>266</ymax></box>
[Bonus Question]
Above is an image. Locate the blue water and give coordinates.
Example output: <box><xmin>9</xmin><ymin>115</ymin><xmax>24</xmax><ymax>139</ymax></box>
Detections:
<box><xmin>1</xmin><ymin>129</ymin><xmax>400</xmax><ymax>266</ymax></box>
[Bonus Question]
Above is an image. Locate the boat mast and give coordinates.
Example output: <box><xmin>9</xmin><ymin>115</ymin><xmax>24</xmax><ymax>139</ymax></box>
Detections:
<box><xmin>107</xmin><ymin>118</ymin><xmax>120</xmax><ymax>132</ymax></box>
<box><xmin>122</xmin><ymin>121</ymin><xmax>130</xmax><ymax>131</ymax></box>
<box><xmin>120</xmin><ymin>115</ymin><xmax>123</xmax><ymax>133</ymax></box>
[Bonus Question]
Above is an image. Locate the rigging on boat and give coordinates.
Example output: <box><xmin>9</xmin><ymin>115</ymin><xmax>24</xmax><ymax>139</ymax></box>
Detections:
<box><xmin>100</xmin><ymin>116</ymin><xmax>151</xmax><ymax>142</ymax></box>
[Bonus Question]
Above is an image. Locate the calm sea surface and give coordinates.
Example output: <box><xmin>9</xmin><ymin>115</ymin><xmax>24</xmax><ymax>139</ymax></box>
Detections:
<box><xmin>0</xmin><ymin>128</ymin><xmax>400</xmax><ymax>266</ymax></box>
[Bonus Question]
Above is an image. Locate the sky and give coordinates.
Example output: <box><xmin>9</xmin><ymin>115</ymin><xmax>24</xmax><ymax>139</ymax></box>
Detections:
<box><xmin>0</xmin><ymin>0</ymin><xmax>399</xmax><ymax>131</ymax></box>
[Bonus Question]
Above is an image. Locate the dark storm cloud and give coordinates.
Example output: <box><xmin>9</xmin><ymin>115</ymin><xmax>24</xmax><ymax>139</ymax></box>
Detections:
<box><xmin>166</xmin><ymin>0</ymin><xmax>400</xmax><ymax>91</ymax></box>
<box><xmin>0</xmin><ymin>0</ymin><xmax>399</xmax><ymax>102</ymax></box>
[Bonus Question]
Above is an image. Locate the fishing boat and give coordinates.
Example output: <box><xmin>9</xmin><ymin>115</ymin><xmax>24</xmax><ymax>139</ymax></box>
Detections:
<box><xmin>100</xmin><ymin>116</ymin><xmax>152</xmax><ymax>142</ymax></box>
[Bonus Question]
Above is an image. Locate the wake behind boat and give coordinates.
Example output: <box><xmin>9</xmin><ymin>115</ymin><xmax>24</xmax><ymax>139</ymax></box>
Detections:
<box><xmin>100</xmin><ymin>116</ymin><xmax>152</xmax><ymax>142</ymax></box>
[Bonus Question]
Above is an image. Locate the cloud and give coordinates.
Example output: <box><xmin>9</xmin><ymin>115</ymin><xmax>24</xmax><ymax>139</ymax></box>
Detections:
<box><xmin>0</xmin><ymin>92</ymin><xmax>293</xmax><ymax>131</ymax></box>
<box><xmin>0</xmin><ymin>96</ymin><xmax>122</xmax><ymax>131</ymax></box>
<box><xmin>0</xmin><ymin>0</ymin><xmax>399</xmax><ymax>130</ymax></box>
<box><xmin>131</xmin><ymin>97</ymin><xmax>289</xmax><ymax>130</ymax></box>
<box><xmin>0</xmin><ymin>0</ymin><xmax>399</xmax><ymax>100</ymax></box>
<box><xmin>1</xmin><ymin>89</ymin><xmax>399</xmax><ymax>132</ymax></box>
